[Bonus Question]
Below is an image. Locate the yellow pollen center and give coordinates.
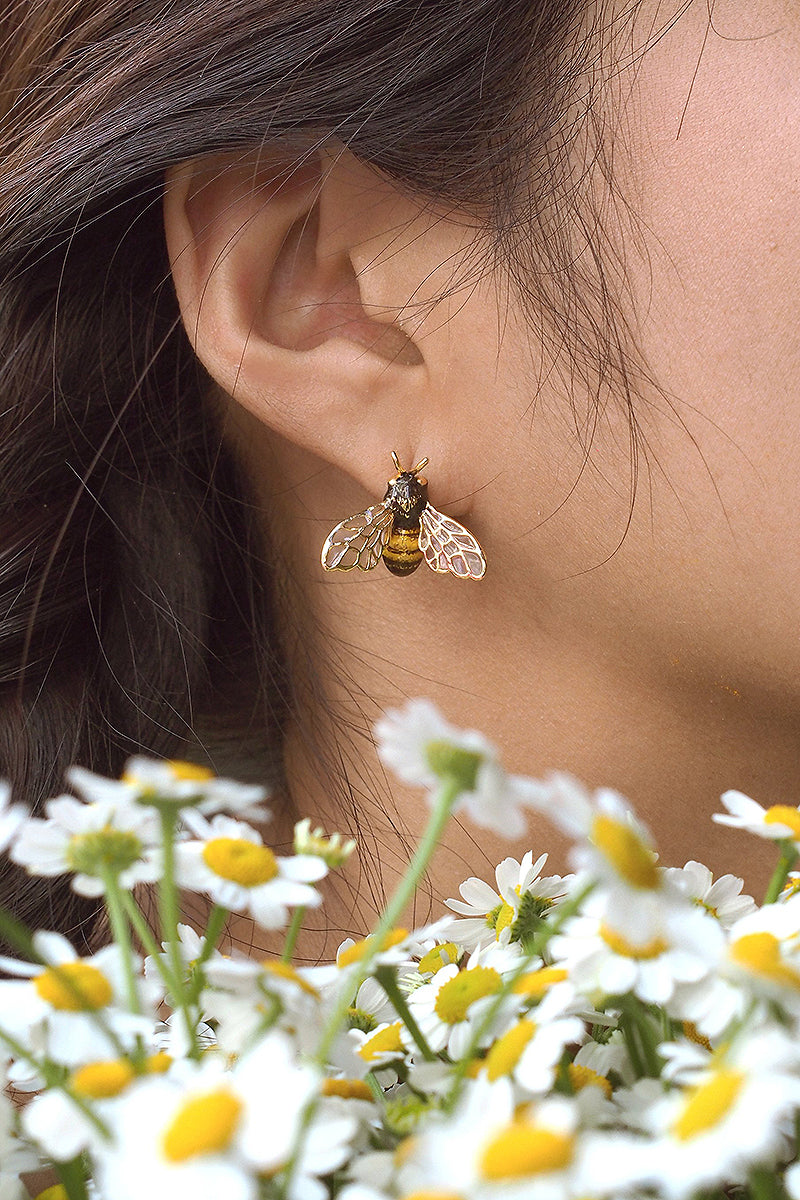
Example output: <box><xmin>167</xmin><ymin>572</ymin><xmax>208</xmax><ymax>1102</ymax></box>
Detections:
<box><xmin>322</xmin><ymin>1078</ymin><xmax>373</xmax><ymax>1101</ymax></box>
<box><xmin>146</xmin><ymin>1052</ymin><xmax>173</xmax><ymax>1074</ymax></box>
<box><xmin>600</xmin><ymin>923</ymin><xmax>667</xmax><ymax>960</ymax></box>
<box><xmin>338</xmin><ymin>928</ymin><xmax>408</xmax><ymax>968</ymax></box>
<box><xmin>671</xmin><ymin>1069</ymin><xmax>745</xmax><ymax>1141</ymax></box>
<box><xmin>512</xmin><ymin>966</ymin><xmax>569</xmax><ymax>997</ymax></box>
<box><xmin>162</xmin><ymin>1088</ymin><xmax>243</xmax><ymax>1162</ymax></box>
<box><xmin>485</xmin><ymin>1020</ymin><xmax>536</xmax><ymax>1081</ymax></box>
<box><xmin>358</xmin><ymin>1021</ymin><xmax>406</xmax><ymax>1062</ymax></box>
<box><xmin>568</xmin><ymin>1063</ymin><xmax>612</xmax><ymax>1098</ymax></box>
<box><xmin>71</xmin><ymin>1059</ymin><xmax>135</xmax><ymax>1099</ymax></box>
<box><xmin>166</xmin><ymin>760</ymin><xmax>215</xmax><ymax>782</ymax></box>
<box><xmin>400</xmin><ymin>1193</ymin><xmax>466</xmax><ymax>1200</ymax></box>
<box><xmin>434</xmin><ymin>966</ymin><xmax>502</xmax><ymax>1024</ymax></box>
<box><xmin>479</xmin><ymin>1123</ymin><xmax>575</xmax><ymax>1181</ymax></box>
<box><xmin>729</xmin><ymin>931</ymin><xmax>800</xmax><ymax>989</ymax></box>
<box><xmin>202</xmin><ymin>838</ymin><xmax>278</xmax><ymax>886</ymax></box>
<box><xmin>494</xmin><ymin>901</ymin><xmax>516</xmax><ymax>937</ymax></box>
<box><xmin>33</xmin><ymin>1188</ymin><xmax>68</xmax><ymax>1200</ymax></box>
<box><xmin>35</xmin><ymin>962</ymin><xmax>113</xmax><ymax>1011</ymax></box>
<box><xmin>764</xmin><ymin>806</ymin><xmax>800</xmax><ymax>839</ymax></box>
<box><xmin>590</xmin><ymin>814</ymin><xmax>658</xmax><ymax>889</ymax></box>
<box><xmin>418</xmin><ymin>943</ymin><xmax>460</xmax><ymax>974</ymax></box>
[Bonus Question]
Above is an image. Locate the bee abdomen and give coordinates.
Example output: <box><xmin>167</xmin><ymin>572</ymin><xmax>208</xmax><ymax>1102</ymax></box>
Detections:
<box><xmin>382</xmin><ymin>526</ymin><xmax>422</xmax><ymax>576</ymax></box>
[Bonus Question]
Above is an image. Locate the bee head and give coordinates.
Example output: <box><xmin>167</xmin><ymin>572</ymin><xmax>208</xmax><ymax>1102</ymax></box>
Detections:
<box><xmin>390</xmin><ymin>451</ymin><xmax>429</xmax><ymax>487</ymax></box>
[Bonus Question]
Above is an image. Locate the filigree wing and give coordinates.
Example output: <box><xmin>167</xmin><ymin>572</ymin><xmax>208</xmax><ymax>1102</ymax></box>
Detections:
<box><xmin>419</xmin><ymin>504</ymin><xmax>486</xmax><ymax>580</ymax></box>
<box><xmin>321</xmin><ymin>502</ymin><xmax>394</xmax><ymax>572</ymax></box>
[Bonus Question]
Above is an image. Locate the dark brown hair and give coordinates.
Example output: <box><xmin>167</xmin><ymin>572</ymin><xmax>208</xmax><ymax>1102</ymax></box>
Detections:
<box><xmin>0</xmin><ymin>0</ymin><xmax>628</xmax><ymax>946</ymax></box>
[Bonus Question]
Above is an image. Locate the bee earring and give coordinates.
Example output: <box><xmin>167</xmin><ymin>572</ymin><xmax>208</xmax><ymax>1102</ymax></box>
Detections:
<box><xmin>321</xmin><ymin>452</ymin><xmax>486</xmax><ymax>580</ymax></box>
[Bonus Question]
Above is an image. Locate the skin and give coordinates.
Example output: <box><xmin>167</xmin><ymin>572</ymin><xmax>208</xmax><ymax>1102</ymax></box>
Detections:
<box><xmin>164</xmin><ymin>0</ymin><xmax>800</xmax><ymax>955</ymax></box>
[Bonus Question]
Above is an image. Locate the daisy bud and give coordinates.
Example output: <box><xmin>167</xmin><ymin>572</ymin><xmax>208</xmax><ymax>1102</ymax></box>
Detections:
<box><xmin>425</xmin><ymin>741</ymin><xmax>483</xmax><ymax>792</ymax></box>
<box><xmin>293</xmin><ymin>818</ymin><xmax>356</xmax><ymax>868</ymax></box>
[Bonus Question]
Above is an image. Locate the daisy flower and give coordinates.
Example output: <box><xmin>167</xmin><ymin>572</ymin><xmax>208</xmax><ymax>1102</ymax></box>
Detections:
<box><xmin>119</xmin><ymin>757</ymin><xmax>270</xmax><ymax>820</ymax></box>
<box><xmin>713</xmin><ymin>789</ymin><xmax>800</xmax><ymax>843</ymax></box>
<box><xmin>174</xmin><ymin>813</ymin><xmax>327</xmax><ymax>930</ymax></box>
<box><xmin>94</xmin><ymin>1033</ymin><xmax>354</xmax><ymax>1200</ymax></box>
<box><xmin>549</xmin><ymin>892</ymin><xmax>723</xmax><ymax>1007</ymax></box>
<box><xmin>406</xmin><ymin>941</ymin><xmax>523</xmax><ymax>1060</ymax></box>
<box><xmin>374</xmin><ymin>699</ymin><xmax>546</xmax><ymax>838</ymax></box>
<box><xmin>10</xmin><ymin>789</ymin><xmax>161</xmax><ymax>897</ymax></box>
<box><xmin>662</xmin><ymin>861</ymin><xmax>756</xmax><ymax>929</ymax></box>
<box><xmin>446</xmin><ymin>852</ymin><xmax>571</xmax><ymax>950</ymax></box>
<box><xmin>479</xmin><ymin>1011</ymin><xmax>585</xmax><ymax>1094</ymax></box>
<box><xmin>722</xmin><ymin>893</ymin><xmax>800</xmax><ymax>1013</ymax></box>
<box><xmin>399</xmin><ymin>1078</ymin><xmax>631</xmax><ymax>1200</ymax></box>
<box><xmin>0</xmin><ymin>931</ymin><xmax>157</xmax><ymax>1067</ymax></box>
<box><xmin>634</xmin><ymin>1026</ymin><xmax>800</xmax><ymax>1199</ymax></box>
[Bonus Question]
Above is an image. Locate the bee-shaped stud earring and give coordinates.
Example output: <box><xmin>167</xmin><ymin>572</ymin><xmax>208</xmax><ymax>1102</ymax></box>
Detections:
<box><xmin>321</xmin><ymin>453</ymin><xmax>486</xmax><ymax>580</ymax></box>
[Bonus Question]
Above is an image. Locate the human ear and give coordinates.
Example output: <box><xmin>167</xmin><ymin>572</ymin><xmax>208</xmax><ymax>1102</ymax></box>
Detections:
<box><xmin>163</xmin><ymin>144</ymin><xmax>442</xmax><ymax>492</ymax></box>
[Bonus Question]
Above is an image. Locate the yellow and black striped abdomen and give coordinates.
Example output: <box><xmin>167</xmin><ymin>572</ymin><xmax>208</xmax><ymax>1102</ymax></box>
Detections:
<box><xmin>382</xmin><ymin>524</ymin><xmax>423</xmax><ymax>576</ymax></box>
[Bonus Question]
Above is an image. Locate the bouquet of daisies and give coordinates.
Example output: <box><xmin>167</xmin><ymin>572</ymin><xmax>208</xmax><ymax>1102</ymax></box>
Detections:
<box><xmin>1</xmin><ymin>698</ymin><xmax>800</xmax><ymax>1200</ymax></box>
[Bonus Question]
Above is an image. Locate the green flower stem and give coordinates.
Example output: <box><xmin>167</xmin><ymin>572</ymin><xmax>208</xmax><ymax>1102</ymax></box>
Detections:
<box><xmin>156</xmin><ymin>806</ymin><xmax>199</xmax><ymax>1059</ymax></box>
<box><xmin>617</xmin><ymin>1005</ymin><xmax>646</xmax><ymax>1078</ymax></box>
<box><xmin>56</xmin><ymin>1154</ymin><xmax>90</xmax><ymax>1200</ymax></box>
<box><xmin>764</xmin><ymin>841</ymin><xmax>799</xmax><ymax>905</ymax></box>
<box><xmin>749</xmin><ymin>1166</ymin><xmax>787</xmax><ymax>1200</ymax></box>
<box><xmin>621</xmin><ymin>997</ymin><xmax>662</xmax><ymax>1077</ymax></box>
<box><xmin>283</xmin><ymin>773</ymin><xmax>463</xmax><ymax>1199</ymax></box>
<box><xmin>100</xmin><ymin>868</ymin><xmax>140</xmax><ymax>1016</ymax></box>
<box><xmin>374</xmin><ymin>966</ymin><xmax>436</xmax><ymax>1062</ymax></box>
<box><xmin>118</xmin><ymin>887</ymin><xmax>180</xmax><ymax>997</ymax></box>
<box><xmin>281</xmin><ymin>905</ymin><xmax>307</xmax><ymax>964</ymax></box>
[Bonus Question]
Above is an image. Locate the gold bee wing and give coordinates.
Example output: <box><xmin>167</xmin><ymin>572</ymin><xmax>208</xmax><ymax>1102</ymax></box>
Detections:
<box><xmin>419</xmin><ymin>504</ymin><xmax>486</xmax><ymax>580</ymax></box>
<box><xmin>321</xmin><ymin>502</ymin><xmax>394</xmax><ymax>572</ymax></box>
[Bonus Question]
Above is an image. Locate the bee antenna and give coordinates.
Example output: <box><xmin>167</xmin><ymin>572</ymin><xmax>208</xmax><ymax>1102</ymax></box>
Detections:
<box><xmin>391</xmin><ymin>450</ymin><xmax>403</xmax><ymax>473</ymax></box>
<box><xmin>412</xmin><ymin>457</ymin><xmax>429</xmax><ymax>475</ymax></box>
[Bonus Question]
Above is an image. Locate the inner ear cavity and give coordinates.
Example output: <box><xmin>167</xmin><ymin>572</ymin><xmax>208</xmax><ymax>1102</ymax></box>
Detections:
<box><xmin>260</xmin><ymin>202</ymin><xmax>424</xmax><ymax>366</ymax></box>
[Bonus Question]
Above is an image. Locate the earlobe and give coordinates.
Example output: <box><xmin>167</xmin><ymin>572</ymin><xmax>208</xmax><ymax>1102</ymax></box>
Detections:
<box><xmin>162</xmin><ymin>147</ymin><xmax>429</xmax><ymax>482</ymax></box>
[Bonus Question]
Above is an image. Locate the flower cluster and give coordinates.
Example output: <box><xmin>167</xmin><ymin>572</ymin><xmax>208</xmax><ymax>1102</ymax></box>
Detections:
<box><xmin>1</xmin><ymin>705</ymin><xmax>800</xmax><ymax>1200</ymax></box>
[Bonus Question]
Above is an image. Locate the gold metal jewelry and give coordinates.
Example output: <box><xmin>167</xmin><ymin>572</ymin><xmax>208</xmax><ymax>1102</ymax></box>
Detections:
<box><xmin>321</xmin><ymin>452</ymin><xmax>486</xmax><ymax>579</ymax></box>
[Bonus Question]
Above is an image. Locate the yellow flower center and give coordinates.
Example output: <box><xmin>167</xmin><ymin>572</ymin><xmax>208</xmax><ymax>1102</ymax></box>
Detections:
<box><xmin>71</xmin><ymin>1059</ymin><xmax>135</xmax><ymax>1099</ymax></box>
<box><xmin>35</xmin><ymin>962</ymin><xmax>113</xmax><ymax>1011</ymax></box>
<box><xmin>568</xmin><ymin>1063</ymin><xmax>612</xmax><ymax>1098</ymax></box>
<box><xmin>162</xmin><ymin>1088</ymin><xmax>243</xmax><ymax>1162</ymax></box>
<box><xmin>434</xmin><ymin>966</ymin><xmax>502</xmax><ymax>1024</ymax></box>
<box><xmin>261</xmin><ymin>959</ymin><xmax>319</xmax><ymax>996</ymax></box>
<box><xmin>494</xmin><ymin>901</ymin><xmax>516</xmax><ymax>937</ymax></box>
<box><xmin>512</xmin><ymin>966</ymin><xmax>569</xmax><ymax>997</ymax></box>
<box><xmin>322</xmin><ymin>1078</ymin><xmax>373</xmax><ymax>1101</ymax></box>
<box><xmin>202</xmin><ymin>837</ymin><xmax>278</xmax><ymax>886</ymax></box>
<box><xmin>338</xmin><ymin>928</ymin><xmax>408</xmax><ymax>968</ymax></box>
<box><xmin>729</xmin><ymin>931</ymin><xmax>800</xmax><ymax>990</ymax></box>
<box><xmin>358</xmin><ymin>1021</ymin><xmax>406</xmax><ymax>1062</ymax></box>
<box><xmin>418</xmin><ymin>943</ymin><xmax>460</xmax><ymax>975</ymax></box>
<box><xmin>485</xmin><ymin>1019</ymin><xmax>536</xmax><ymax>1081</ymax></box>
<box><xmin>33</xmin><ymin>1187</ymin><xmax>68</xmax><ymax>1200</ymax></box>
<box><xmin>66</xmin><ymin>827</ymin><xmax>143</xmax><ymax>877</ymax></box>
<box><xmin>479</xmin><ymin>1123</ymin><xmax>575</xmax><ymax>1181</ymax></box>
<box><xmin>764</xmin><ymin>806</ymin><xmax>800</xmax><ymax>840</ymax></box>
<box><xmin>400</xmin><ymin>1193</ymin><xmax>466</xmax><ymax>1200</ymax></box>
<box><xmin>166</xmin><ymin>761</ymin><xmax>215</xmax><ymax>782</ymax></box>
<box><xmin>143</xmin><ymin>1052</ymin><xmax>171</xmax><ymax>1074</ymax></box>
<box><xmin>600</xmin><ymin>923</ymin><xmax>667</xmax><ymax>960</ymax></box>
<box><xmin>590</xmin><ymin>814</ymin><xmax>658</xmax><ymax>889</ymax></box>
<box><xmin>671</xmin><ymin>1069</ymin><xmax>745</xmax><ymax>1141</ymax></box>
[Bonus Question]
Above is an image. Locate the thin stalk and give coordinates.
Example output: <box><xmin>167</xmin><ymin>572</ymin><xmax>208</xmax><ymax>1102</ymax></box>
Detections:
<box><xmin>748</xmin><ymin>1166</ymin><xmax>786</xmax><ymax>1200</ymax></box>
<box><xmin>156</xmin><ymin>806</ymin><xmax>199</xmax><ymax>1058</ymax></box>
<box><xmin>100</xmin><ymin>868</ymin><xmax>140</xmax><ymax>1016</ymax></box>
<box><xmin>764</xmin><ymin>841</ymin><xmax>799</xmax><ymax>905</ymax></box>
<box><xmin>619</xmin><ymin>997</ymin><xmax>662</xmax><ymax>1077</ymax></box>
<box><xmin>375</xmin><ymin>966</ymin><xmax>436</xmax><ymax>1062</ymax></box>
<box><xmin>617</xmin><ymin>1006</ymin><xmax>646</xmax><ymax>1078</ymax></box>
<box><xmin>56</xmin><ymin>1155</ymin><xmax>90</xmax><ymax>1200</ymax></box>
<box><xmin>118</xmin><ymin>887</ymin><xmax>180</xmax><ymax>998</ymax></box>
<box><xmin>281</xmin><ymin>905</ymin><xmax>306</xmax><ymax>964</ymax></box>
<box><xmin>283</xmin><ymin>774</ymin><xmax>462</xmax><ymax>1198</ymax></box>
